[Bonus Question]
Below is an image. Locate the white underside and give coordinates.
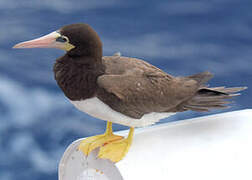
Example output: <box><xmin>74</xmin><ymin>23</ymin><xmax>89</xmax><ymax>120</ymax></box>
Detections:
<box><xmin>70</xmin><ymin>97</ymin><xmax>175</xmax><ymax>127</ymax></box>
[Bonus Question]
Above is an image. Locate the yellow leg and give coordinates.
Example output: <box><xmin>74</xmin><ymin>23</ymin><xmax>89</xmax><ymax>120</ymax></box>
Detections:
<box><xmin>78</xmin><ymin>122</ymin><xmax>123</xmax><ymax>156</ymax></box>
<box><xmin>98</xmin><ymin>127</ymin><xmax>134</xmax><ymax>162</ymax></box>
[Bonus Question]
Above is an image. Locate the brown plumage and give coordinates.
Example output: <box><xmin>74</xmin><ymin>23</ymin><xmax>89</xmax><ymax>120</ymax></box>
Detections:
<box><xmin>96</xmin><ymin>56</ymin><xmax>246</xmax><ymax>118</ymax></box>
<box><xmin>55</xmin><ymin>55</ymin><xmax>246</xmax><ymax>120</ymax></box>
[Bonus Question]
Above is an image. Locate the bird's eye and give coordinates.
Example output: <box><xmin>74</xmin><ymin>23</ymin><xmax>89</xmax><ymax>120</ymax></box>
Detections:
<box><xmin>56</xmin><ymin>36</ymin><xmax>68</xmax><ymax>43</ymax></box>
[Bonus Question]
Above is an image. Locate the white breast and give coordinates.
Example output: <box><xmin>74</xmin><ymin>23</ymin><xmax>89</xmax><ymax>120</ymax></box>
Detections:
<box><xmin>70</xmin><ymin>97</ymin><xmax>175</xmax><ymax>127</ymax></box>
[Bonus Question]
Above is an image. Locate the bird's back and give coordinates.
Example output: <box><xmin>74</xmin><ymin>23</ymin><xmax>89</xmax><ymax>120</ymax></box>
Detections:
<box><xmin>97</xmin><ymin>56</ymin><xmax>206</xmax><ymax>119</ymax></box>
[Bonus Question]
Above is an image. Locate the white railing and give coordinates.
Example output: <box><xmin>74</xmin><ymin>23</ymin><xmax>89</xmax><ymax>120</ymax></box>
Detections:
<box><xmin>59</xmin><ymin>109</ymin><xmax>252</xmax><ymax>180</ymax></box>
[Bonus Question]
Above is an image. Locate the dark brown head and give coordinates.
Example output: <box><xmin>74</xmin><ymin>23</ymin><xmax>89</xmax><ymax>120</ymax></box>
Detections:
<box><xmin>13</xmin><ymin>23</ymin><xmax>103</xmax><ymax>58</ymax></box>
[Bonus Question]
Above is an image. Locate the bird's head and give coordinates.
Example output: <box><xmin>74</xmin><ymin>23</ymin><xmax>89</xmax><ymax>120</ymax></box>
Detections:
<box><xmin>13</xmin><ymin>23</ymin><xmax>102</xmax><ymax>57</ymax></box>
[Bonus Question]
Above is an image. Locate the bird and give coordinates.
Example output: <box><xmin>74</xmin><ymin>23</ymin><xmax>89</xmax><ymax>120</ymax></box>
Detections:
<box><xmin>13</xmin><ymin>23</ymin><xmax>246</xmax><ymax>163</ymax></box>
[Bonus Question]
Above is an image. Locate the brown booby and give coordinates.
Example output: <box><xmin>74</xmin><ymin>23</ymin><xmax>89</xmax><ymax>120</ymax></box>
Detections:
<box><xmin>13</xmin><ymin>23</ymin><xmax>246</xmax><ymax>162</ymax></box>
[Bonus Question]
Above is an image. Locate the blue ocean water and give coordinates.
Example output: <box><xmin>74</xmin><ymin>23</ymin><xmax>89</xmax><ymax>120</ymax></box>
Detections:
<box><xmin>0</xmin><ymin>0</ymin><xmax>251</xmax><ymax>179</ymax></box>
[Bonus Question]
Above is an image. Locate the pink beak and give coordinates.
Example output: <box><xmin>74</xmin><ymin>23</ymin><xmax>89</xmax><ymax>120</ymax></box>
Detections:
<box><xmin>13</xmin><ymin>31</ymin><xmax>62</xmax><ymax>49</ymax></box>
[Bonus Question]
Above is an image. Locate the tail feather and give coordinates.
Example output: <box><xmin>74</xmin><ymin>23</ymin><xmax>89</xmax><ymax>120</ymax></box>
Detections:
<box><xmin>184</xmin><ymin>104</ymin><xmax>228</xmax><ymax>112</ymax></box>
<box><xmin>207</xmin><ymin>87</ymin><xmax>247</xmax><ymax>94</ymax></box>
<box><xmin>184</xmin><ymin>86</ymin><xmax>247</xmax><ymax>112</ymax></box>
<box><xmin>172</xmin><ymin>71</ymin><xmax>247</xmax><ymax>112</ymax></box>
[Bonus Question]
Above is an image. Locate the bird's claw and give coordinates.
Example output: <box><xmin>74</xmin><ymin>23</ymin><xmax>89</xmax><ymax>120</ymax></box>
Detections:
<box><xmin>98</xmin><ymin>138</ymin><xmax>132</xmax><ymax>163</ymax></box>
<box><xmin>78</xmin><ymin>133</ymin><xmax>123</xmax><ymax>156</ymax></box>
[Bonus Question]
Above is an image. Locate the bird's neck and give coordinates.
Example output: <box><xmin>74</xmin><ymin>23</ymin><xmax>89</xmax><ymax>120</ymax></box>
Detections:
<box><xmin>53</xmin><ymin>54</ymin><xmax>105</xmax><ymax>101</ymax></box>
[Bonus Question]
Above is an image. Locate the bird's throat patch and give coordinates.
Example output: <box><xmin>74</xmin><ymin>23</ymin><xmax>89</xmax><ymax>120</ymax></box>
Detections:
<box><xmin>65</xmin><ymin>42</ymin><xmax>75</xmax><ymax>51</ymax></box>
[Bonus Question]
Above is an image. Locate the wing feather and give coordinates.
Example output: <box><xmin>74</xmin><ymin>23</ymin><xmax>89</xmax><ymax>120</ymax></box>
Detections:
<box><xmin>97</xmin><ymin>56</ymin><xmax>200</xmax><ymax>118</ymax></box>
